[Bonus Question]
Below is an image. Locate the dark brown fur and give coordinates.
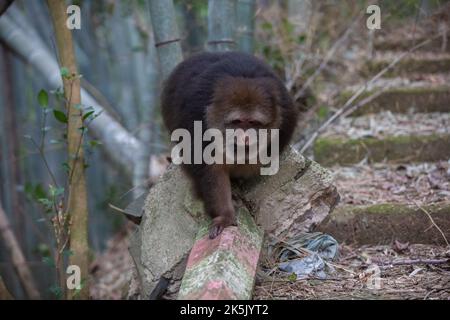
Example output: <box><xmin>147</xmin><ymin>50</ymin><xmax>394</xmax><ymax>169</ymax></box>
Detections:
<box><xmin>161</xmin><ymin>52</ymin><xmax>298</xmax><ymax>238</ymax></box>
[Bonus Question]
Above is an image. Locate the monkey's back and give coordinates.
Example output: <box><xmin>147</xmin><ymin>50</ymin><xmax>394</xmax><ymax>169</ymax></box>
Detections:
<box><xmin>161</xmin><ymin>51</ymin><xmax>285</xmax><ymax>132</ymax></box>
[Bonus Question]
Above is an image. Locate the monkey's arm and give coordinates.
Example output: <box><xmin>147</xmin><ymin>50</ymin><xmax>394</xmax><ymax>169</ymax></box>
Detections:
<box><xmin>195</xmin><ymin>165</ymin><xmax>236</xmax><ymax>239</ymax></box>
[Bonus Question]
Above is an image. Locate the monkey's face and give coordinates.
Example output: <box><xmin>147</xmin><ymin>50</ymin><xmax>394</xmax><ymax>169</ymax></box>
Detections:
<box><xmin>207</xmin><ymin>76</ymin><xmax>282</xmax><ymax>148</ymax></box>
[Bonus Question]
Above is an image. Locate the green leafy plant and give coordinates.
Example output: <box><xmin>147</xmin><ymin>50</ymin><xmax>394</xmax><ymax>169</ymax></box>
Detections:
<box><xmin>24</xmin><ymin>68</ymin><xmax>100</xmax><ymax>299</ymax></box>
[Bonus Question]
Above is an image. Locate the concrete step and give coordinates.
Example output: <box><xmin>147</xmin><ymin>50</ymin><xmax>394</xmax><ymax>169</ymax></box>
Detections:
<box><xmin>374</xmin><ymin>34</ymin><xmax>450</xmax><ymax>53</ymax></box>
<box><xmin>314</xmin><ymin>134</ymin><xmax>450</xmax><ymax>166</ymax></box>
<box><xmin>362</xmin><ymin>52</ymin><xmax>450</xmax><ymax>78</ymax></box>
<box><xmin>314</xmin><ymin>112</ymin><xmax>450</xmax><ymax>166</ymax></box>
<box><xmin>316</xmin><ymin>161</ymin><xmax>450</xmax><ymax>245</ymax></box>
<box><xmin>317</xmin><ymin>202</ymin><xmax>450</xmax><ymax>245</ymax></box>
<box><xmin>339</xmin><ymin>80</ymin><xmax>450</xmax><ymax>115</ymax></box>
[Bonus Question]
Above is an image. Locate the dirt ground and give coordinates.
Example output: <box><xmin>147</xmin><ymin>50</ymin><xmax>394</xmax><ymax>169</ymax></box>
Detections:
<box><xmin>333</xmin><ymin>161</ymin><xmax>450</xmax><ymax>206</ymax></box>
<box><xmin>254</xmin><ymin>244</ymin><xmax>450</xmax><ymax>300</ymax></box>
<box><xmin>90</xmin><ymin>227</ymin><xmax>450</xmax><ymax>300</ymax></box>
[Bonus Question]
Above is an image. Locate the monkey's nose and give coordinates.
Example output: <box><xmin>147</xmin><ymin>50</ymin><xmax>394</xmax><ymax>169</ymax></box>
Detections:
<box><xmin>245</xmin><ymin>136</ymin><xmax>250</xmax><ymax>146</ymax></box>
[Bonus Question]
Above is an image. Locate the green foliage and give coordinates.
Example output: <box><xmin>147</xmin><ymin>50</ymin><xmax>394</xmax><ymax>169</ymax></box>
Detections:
<box><xmin>24</xmin><ymin>182</ymin><xmax>47</xmax><ymax>201</ymax></box>
<box><xmin>297</xmin><ymin>34</ymin><xmax>306</xmax><ymax>44</ymax></box>
<box><xmin>382</xmin><ymin>0</ymin><xmax>438</xmax><ymax>19</ymax></box>
<box><xmin>63</xmin><ymin>249</ymin><xmax>74</xmax><ymax>259</ymax></box>
<box><xmin>49</xmin><ymin>285</ymin><xmax>63</xmax><ymax>299</ymax></box>
<box><xmin>261</xmin><ymin>22</ymin><xmax>273</xmax><ymax>32</ymax></box>
<box><xmin>25</xmin><ymin>85</ymin><xmax>103</xmax><ymax>299</ymax></box>
<box><xmin>280</xmin><ymin>18</ymin><xmax>294</xmax><ymax>38</ymax></box>
<box><xmin>50</xmin><ymin>87</ymin><xmax>65</xmax><ymax>101</ymax></box>
<box><xmin>60</xmin><ymin>67</ymin><xmax>70</xmax><ymax>79</ymax></box>
<box><xmin>35</xmin><ymin>243</ymin><xmax>51</xmax><ymax>258</ymax></box>
<box><xmin>38</xmin><ymin>198</ymin><xmax>53</xmax><ymax>211</ymax></box>
<box><xmin>82</xmin><ymin>111</ymin><xmax>95</xmax><ymax>121</ymax></box>
<box><xmin>89</xmin><ymin>140</ymin><xmax>101</xmax><ymax>148</ymax></box>
<box><xmin>317</xmin><ymin>106</ymin><xmax>330</xmax><ymax>120</ymax></box>
<box><xmin>38</xmin><ymin>89</ymin><xmax>49</xmax><ymax>108</ymax></box>
<box><xmin>260</xmin><ymin>45</ymin><xmax>285</xmax><ymax>73</ymax></box>
<box><xmin>49</xmin><ymin>185</ymin><xmax>65</xmax><ymax>198</ymax></box>
<box><xmin>62</xmin><ymin>162</ymin><xmax>71</xmax><ymax>173</ymax></box>
<box><xmin>288</xmin><ymin>272</ymin><xmax>297</xmax><ymax>282</ymax></box>
<box><xmin>42</xmin><ymin>256</ymin><xmax>55</xmax><ymax>268</ymax></box>
<box><xmin>53</xmin><ymin>110</ymin><xmax>68</xmax><ymax>123</ymax></box>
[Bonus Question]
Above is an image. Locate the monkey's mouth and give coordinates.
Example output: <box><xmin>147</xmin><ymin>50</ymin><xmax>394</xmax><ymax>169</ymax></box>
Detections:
<box><xmin>224</xmin><ymin>142</ymin><xmax>267</xmax><ymax>161</ymax></box>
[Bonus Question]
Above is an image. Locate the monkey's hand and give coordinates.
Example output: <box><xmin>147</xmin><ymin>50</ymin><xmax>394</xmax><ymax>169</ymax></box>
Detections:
<box><xmin>209</xmin><ymin>213</ymin><xmax>237</xmax><ymax>239</ymax></box>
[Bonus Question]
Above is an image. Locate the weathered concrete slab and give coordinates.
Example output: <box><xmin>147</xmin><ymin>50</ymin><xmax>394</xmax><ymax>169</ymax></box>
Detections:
<box><xmin>238</xmin><ymin>150</ymin><xmax>339</xmax><ymax>239</ymax></box>
<box><xmin>374</xmin><ymin>35</ymin><xmax>450</xmax><ymax>53</ymax></box>
<box><xmin>129</xmin><ymin>148</ymin><xmax>339</xmax><ymax>299</ymax></box>
<box><xmin>128</xmin><ymin>165</ymin><xmax>206</xmax><ymax>299</ymax></box>
<box><xmin>178</xmin><ymin>208</ymin><xmax>263</xmax><ymax>300</ymax></box>
<box><xmin>362</xmin><ymin>55</ymin><xmax>450</xmax><ymax>77</ymax></box>
<box><xmin>317</xmin><ymin>202</ymin><xmax>450</xmax><ymax>245</ymax></box>
<box><xmin>314</xmin><ymin>134</ymin><xmax>450</xmax><ymax>166</ymax></box>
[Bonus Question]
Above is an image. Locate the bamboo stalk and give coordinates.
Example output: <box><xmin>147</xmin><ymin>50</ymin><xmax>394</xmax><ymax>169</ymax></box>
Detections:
<box><xmin>236</xmin><ymin>0</ymin><xmax>255</xmax><ymax>53</ymax></box>
<box><xmin>207</xmin><ymin>0</ymin><xmax>236</xmax><ymax>52</ymax></box>
<box><xmin>147</xmin><ymin>0</ymin><xmax>183</xmax><ymax>80</ymax></box>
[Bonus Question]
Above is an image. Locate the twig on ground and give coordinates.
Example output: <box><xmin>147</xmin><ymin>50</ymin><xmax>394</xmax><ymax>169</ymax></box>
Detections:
<box><xmin>371</xmin><ymin>258</ymin><xmax>450</xmax><ymax>268</ymax></box>
<box><xmin>413</xmin><ymin>200</ymin><xmax>450</xmax><ymax>247</ymax></box>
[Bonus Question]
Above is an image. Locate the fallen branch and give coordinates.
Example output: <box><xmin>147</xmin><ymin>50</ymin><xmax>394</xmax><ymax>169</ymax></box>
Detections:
<box><xmin>0</xmin><ymin>275</ymin><xmax>13</xmax><ymax>299</ymax></box>
<box><xmin>0</xmin><ymin>201</ymin><xmax>40</xmax><ymax>299</ymax></box>
<box><xmin>0</xmin><ymin>0</ymin><xmax>13</xmax><ymax>16</ymax></box>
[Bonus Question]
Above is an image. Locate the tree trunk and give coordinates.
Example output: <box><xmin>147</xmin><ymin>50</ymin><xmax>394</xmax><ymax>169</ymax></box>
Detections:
<box><xmin>207</xmin><ymin>0</ymin><xmax>236</xmax><ymax>52</ymax></box>
<box><xmin>47</xmin><ymin>0</ymin><xmax>89</xmax><ymax>299</ymax></box>
<box><xmin>0</xmin><ymin>201</ymin><xmax>40</xmax><ymax>299</ymax></box>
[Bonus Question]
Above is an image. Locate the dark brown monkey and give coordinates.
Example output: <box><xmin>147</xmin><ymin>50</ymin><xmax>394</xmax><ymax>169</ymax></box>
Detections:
<box><xmin>162</xmin><ymin>52</ymin><xmax>298</xmax><ymax>239</ymax></box>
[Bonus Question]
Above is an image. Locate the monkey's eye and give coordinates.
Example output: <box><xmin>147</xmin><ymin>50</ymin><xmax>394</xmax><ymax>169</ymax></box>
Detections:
<box><xmin>230</xmin><ymin>119</ymin><xmax>242</xmax><ymax>125</ymax></box>
<box><xmin>249</xmin><ymin>120</ymin><xmax>263</xmax><ymax>127</ymax></box>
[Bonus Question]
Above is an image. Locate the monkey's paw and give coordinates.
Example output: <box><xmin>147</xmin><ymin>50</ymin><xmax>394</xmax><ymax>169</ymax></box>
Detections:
<box><xmin>209</xmin><ymin>216</ymin><xmax>237</xmax><ymax>239</ymax></box>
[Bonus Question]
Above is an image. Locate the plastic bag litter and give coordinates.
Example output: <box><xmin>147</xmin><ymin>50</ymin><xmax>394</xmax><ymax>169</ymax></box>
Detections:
<box><xmin>268</xmin><ymin>232</ymin><xmax>339</xmax><ymax>279</ymax></box>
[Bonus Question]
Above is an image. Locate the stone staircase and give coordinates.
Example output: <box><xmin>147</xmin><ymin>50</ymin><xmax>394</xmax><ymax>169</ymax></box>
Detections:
<box><xmin>315</xmin><ymin>33</ymin><xmax>450</xmax><ymax>246</ymax></box>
